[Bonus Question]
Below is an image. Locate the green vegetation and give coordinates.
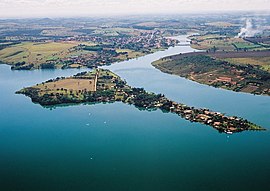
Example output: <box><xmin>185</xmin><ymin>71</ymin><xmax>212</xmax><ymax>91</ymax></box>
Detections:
<box><xmin>190</xmin><ymin>34</ymin><xmax>270</xmax><ymax>52</ymax></box>
<box><xmin>153</xmin><ymin>54</ymin><xmax>270</xmax><ymax>96</ymax></box>
<box><xmin>16</xmin><ymin>69</ymin><xmax>266</xmax><ymax>134</ymax></box>
<box><xmin>0</xmin><ymin>41</ymin><xmax>79</xmax><ymax>68</ymax></box>
<box><xmin>83</xmin><ymin>45</ymin><xmax>103</xmax><ymax>51</ymax></box>
<box><xmin>233</xmin><ymin>42</ymin><xmax>261</xmax><ymax>50</ymax></box>
<box><xmin>224</xmin><ymin>57</ymin><xmax>270</xmax><ymax>73</ymax></box>
<box><xmin>40</xmin><ymin>63</ymin><xmax>56</xmax><ymax>69</ymax></box>
<box><xmin>0</xmin><ymin>33</ymin><xmax>177</xmax><ymax>70</ymax></box>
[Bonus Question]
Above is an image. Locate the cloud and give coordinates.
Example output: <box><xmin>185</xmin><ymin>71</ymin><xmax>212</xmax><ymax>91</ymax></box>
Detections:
<box><xmin>0</xmin><ymin>0</ymin><xmax>269</xmax><ymax>18</ymax></box>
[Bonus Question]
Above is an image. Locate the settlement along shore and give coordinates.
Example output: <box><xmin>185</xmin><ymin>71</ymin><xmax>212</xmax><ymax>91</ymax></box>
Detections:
<box><xmin>17</xmin><ymin>69</ymin><xmax>266</xmax><ymax>134</ymax></box>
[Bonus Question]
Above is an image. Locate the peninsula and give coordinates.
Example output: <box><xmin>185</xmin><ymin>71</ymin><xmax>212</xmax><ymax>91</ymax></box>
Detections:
<box><xmin>16</xmin><ymin>69</ymin><xmax>265</xmax><ymax>134</ymax></box>
<box><xmin>152</xmin><ymin>53</ymin><xmax>270</xmax><ymax>96</ymax></box>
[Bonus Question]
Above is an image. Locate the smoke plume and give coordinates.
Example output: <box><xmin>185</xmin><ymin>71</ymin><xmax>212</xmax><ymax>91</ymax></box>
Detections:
<box><xmin>237</xmin><ymin>18</ymin><xmax>262</xmax><ymax>38</ymax></box>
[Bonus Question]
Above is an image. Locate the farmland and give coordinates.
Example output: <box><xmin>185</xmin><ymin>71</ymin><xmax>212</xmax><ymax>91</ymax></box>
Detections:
<box><xmin>0</xmin><ymin>41</ymin><xmax>79</xmax><ymax>66</ymax></box>
<box><xmin>189</xmin><ymin>34</ymin><xmax>240</xmax><ymax>51</ymax></box>
<box><xmin>224</xmin><ymin>57</ymin><xmax>270</xmax><ymax>72</ymax></box>
<box><xmin>189</xmin><ymin>34</ymin><xmax>270</xmax><ymax>52</ymax></box>
<box><xmin>152</xmin><ymin>54</ymin><xmax>270</xmax><ymax>96</ymax></box>
<box><xmin>0</xmin><ymin>25</ymin><xmax>178</xmax><ymax>70</ymax></box>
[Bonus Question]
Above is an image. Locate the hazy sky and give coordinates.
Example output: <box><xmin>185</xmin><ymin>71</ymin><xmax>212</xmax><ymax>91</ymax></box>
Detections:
<box><xmin>0</xmin><ymin>0</ymin><xmax>270</xmax><ymax>18</ymax></box>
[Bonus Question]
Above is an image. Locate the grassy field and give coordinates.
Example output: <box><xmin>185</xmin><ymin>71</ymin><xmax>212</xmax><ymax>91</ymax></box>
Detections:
<box><xmin>93</xmin><ymin>27</ymin><xmax>140</xmax><ymax>36</ymax></box>
<box><xmin>0</xmin><ymin>41</ymin><xmax>79</xmax><ymax>65</ymax></box>
<box><xmin>0</xmin><ymin>39</ymin><xmax>151</xmax><ymax>69</ymax></box>
<box><xmin>224</xmin><ymin>57</ymin><xmax>270</xmax><ymax>72</ymax></box>
<box><xmin>36</xmin><ymin>78</ymin><xmax>96</xmax><ymax>92</ymax></box>
<box><xmin>190</xmin><ymin>34</ymin><xmax>268</xmax><ymax>52</ymax></box>
<box><xmin>233</xmin><ymin>42</ymin><xmax>262</xmax><ymax>49</ymax></box>
<box><xmin>189</xmin><ymin>34</ymin><xmax>270</xmax><ymax>71</ymax></box>
<box><xmin>41</xmin><ymin>27</ymin><xmax>82</xmax><ymax>37</ymax></box>
<box><xmin>116</xmin><ymin>49</ymin><xmax>145</xmax><ymax>60</ymax></box>
<box><xmin>161</xmin><ymin>50</ymin><xmax>270</xmax><ymax>73</ymax></box>
<box><xmin>17</xmin><ymin>69</ymin><xmax>123</xmax><ymax>104</ymax></box>
<box><xmin>190</xmin><ymin>35</ymin><xmax>238</xmax><ymax>51</ymax></box>
<box><xmin>205</xmin><ymin>22</ymin><xmax>237</xmax><ymax>27</ymax></box>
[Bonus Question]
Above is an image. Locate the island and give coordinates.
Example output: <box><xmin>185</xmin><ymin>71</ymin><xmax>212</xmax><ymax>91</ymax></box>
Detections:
<box><xmin>16</xmin><ymin>69</ymin><xmax>266</xmax><ymax>134</ymax></box>
<box><xmin>152</xmin><ymin>52</ymin><xmax>270</xmax><ymax>96</ymax></box>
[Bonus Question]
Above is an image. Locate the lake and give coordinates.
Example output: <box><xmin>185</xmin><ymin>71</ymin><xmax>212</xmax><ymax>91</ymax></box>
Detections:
<box><xmin>0</xmin><ymin>36</ymin><xmax>269</xmax><ymax>191</ymax></box>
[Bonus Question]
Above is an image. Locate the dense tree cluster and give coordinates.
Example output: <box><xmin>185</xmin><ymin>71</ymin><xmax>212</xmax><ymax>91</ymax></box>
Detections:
<box><xmin>40</xmin><ymin>62</ymin><xmax>55</xmax><ymax>69</ymax></box>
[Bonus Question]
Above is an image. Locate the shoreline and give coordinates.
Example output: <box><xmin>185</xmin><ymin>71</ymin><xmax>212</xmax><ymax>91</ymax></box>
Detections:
<box><xmin>17</xmin><ymin>69</ymin><xmax>266</xmax><ymax>134</ymax></box>
<box><xmin>152</xmin><ymin>52</ymin><xmax>270</xmax><ymax>96</ymax></box>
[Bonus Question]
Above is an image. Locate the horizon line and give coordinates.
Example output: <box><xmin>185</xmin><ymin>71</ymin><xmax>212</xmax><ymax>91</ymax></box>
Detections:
<box><xmin>1</xmin><ymin>10</ymin><xmax>270</xmax><ymax>20</ymax></box>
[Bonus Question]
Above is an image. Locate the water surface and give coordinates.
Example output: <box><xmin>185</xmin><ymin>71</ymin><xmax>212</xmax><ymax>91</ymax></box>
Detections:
<box><xmin>0</xmin><ymin>36</ymin><xmax>269</xmax><ymax>191</ymax></box>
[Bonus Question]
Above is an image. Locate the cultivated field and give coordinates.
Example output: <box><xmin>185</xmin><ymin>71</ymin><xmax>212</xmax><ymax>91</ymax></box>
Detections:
<box><xmin>116</xmin><ymin>49</ymin><xmax>145</xmax><ymax>60</ymax></box>
<box><xmin>0</xmin><ymin>41</ymin><xmax>79</xmax><ymax>65</ymax></box>
<box><xmin>36</xmin><ymin>78</ymin><xmax>96</xmax><ymax>92</ymax></box>
<box><xmin>165</xmin><ymin>50</ymin><xmax>270</xmax><ymax>72</ymax></box>
<box><xmin>205</xmin><ymin>22</ymin><xmax>237</xmax><ymax>27</ymax></box>
<box><xmin>190</xmin><ymin>34</ymin><xmax>270</xmax><ymax>52</ymax></box>
<box><xmin>224</xmin><ymin>57</ymin><xmax>270</xmax><ymax>72</ymax></box>
<box><xmin>165</xmin><ymin>50</ymin><xmax>270</xmax><ymax>59</ymax></box>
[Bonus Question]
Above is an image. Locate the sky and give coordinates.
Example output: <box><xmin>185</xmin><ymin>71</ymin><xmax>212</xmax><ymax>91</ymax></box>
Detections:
<box><xmin>0</xmin><ymin>0</ymin><xmax>270</xmax><ymax>18</ymax></box>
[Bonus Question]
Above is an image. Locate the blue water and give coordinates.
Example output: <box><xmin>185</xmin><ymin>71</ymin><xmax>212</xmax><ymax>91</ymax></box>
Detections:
<box><xmin>0</xmin><ymin>36</ymin><xmax>270</xmax><ymax>191</ymax></box>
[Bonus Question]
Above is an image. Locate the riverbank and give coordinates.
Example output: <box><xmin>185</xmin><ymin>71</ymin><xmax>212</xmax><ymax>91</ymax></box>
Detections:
<box><xmin>17</xmin><ymin>69</ymin><xmax>266</xmax><ymax>134</ymax></box>
<box><xmin>1</xmin><ymin>34</ymin><xmax>178</xmax><ymax>70</ymax></box>
<box><xmin>152</xmin><ymin>53</ymin><xmax>270</xmax><ymax>96</ymax></box>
